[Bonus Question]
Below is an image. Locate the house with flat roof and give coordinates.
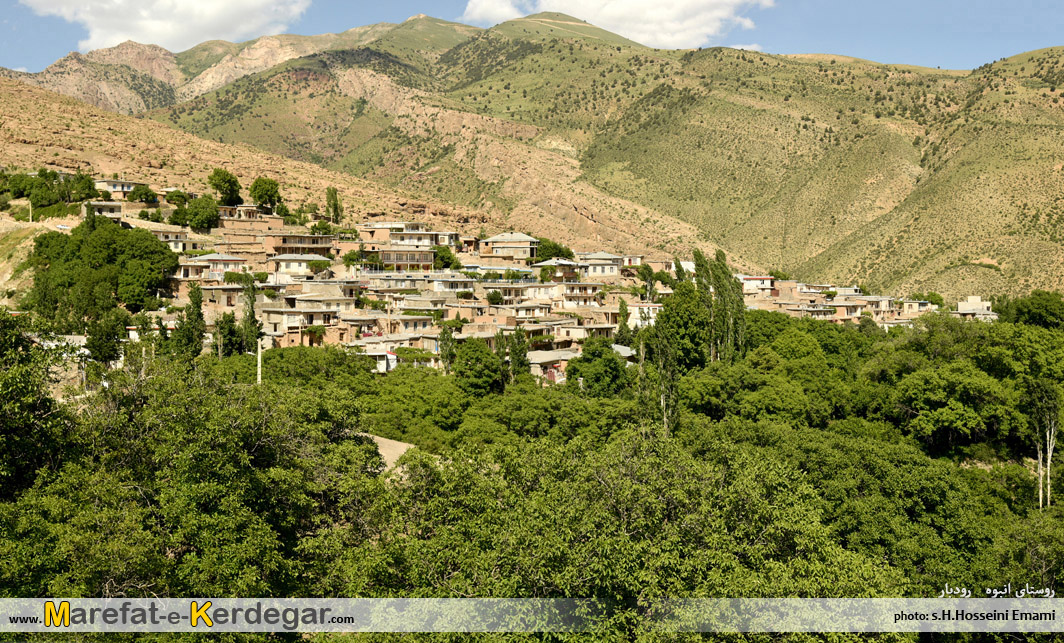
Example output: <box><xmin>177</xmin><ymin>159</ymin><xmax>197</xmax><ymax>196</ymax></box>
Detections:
<box><xmin>94</xmin><ymin>178</ymin><xmax>147</xmax><ymax>199</ymax></box>
<box><xmin>558</xmin><ymin>282</ymin><xmax>603</xmax><ymax>308</ymax></box>
<box><xmin>270</xmin><ymin>254</ymin><xmax>330</xmax><ymax>278</ymax></box>
<box><xmin>368</xmin><ymin>246</ymin><xmax>435</xmax><ymax>271</ymax></box>
<box><xmin>81</xmin><ymin>201</ymin><xmax>124</xmax><ymax>219</ymax></box>
<box><xmin>527</xmin><ymin>349</ymin><xmax>580</xmax><ymax>384</ymax></box>
<box><xmin>263</xmin><ymin>232</ymin><xmax>335</xmax><ymax>258</ymax></box>
<box><xmin>481</xmin><ymin>232</ymin><xmax>539</xmax><ymax>259</ymax></box>
<box><xmin>899</xmin><ymin>299</ymin><xmax>937</xmax><ymax>318</ymax></box>
<box><xmin>218</xmin><ymin>204</ymin><xmax>269</xmax><ymax>220</ymax></box>
<box><xmin>531</xmin><ymin>257</ymin><xmax>581</xmax><ymax>282</ymax></box>
<box><xmin>177</xmin><ymin>253</ymin><xmax>246</xmax><ymax>281</ymax></box>
<box><xmin>951</xmin><ymin>296</ymin><xmax>998</xmax><ymax>322</ymax></box>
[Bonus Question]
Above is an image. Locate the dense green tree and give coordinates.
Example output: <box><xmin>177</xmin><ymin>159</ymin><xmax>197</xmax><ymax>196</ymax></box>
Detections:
<box><xmin>1008</xmin><ymin>290</ymin><xmax>1064</xmax><ymax>329</ymax></box>
<box><xmin>164</xmin><ymin>189</ymin><xmax>188</xmax><ymax>207</ymax></box>
<box><xmin>486</xmin><ymin>290</ymin><xmax>503</xmax><ymax>305</ymax></box>
<box><xmin>432</xmin><ymin>245</ymin><xmax>462</xmax><ymax>270</ymax></box>
<box><xmin>709</xmin><ymin>250</ymin><xmax>746</xmax><ymax>362</ymax></box>
<box><xmin>5</xmin><ymin>173</ymin><xmax>30</xmax><ymax>198</ymax></box>
<box><xmin>637</xmin><ymin>263</ymin><xmax>656</xmax><ymax>302</ymax></box>
<box><xmin>325</xmin><ymin>186</ymin><xmax>343</xmax><ymax>224</ymax></box>
<box><xmin>535</xmin><ymin>237</ymin><xmax>574</xmax><ymax>261</ymax></box>
<box><xmin>672</xmin><ymin>255</ymin><xmax>688</xmax><ymax>281</ymax></box>
<box><xmin>0</xmin><ymin>311</ymin><xmax>71</xmax><ymax>500</ymax></box>
<box><xmin>691</xmin><ymin>248</ymin><xmax>745</xmax><ymax>363</ymax></box>
<box><xmin>24</xmin><ymin>218</ymin><xmax>177</xmax><ymax>330</ymax></box>
<box><xmin>213</xmin><ymin>311</ymin><xmax>242</xmax><ymax>357</ymax></box>
<box><xmin>28</xmin><ymin>182</ymin><xmax>59</xmax><ymax>209</ymax></box>
<box><xmin>494</xmin><ymin>329</ymin><xmax>511</xmax><ymax>387</ymax></box>
<box><xmin>86</xmin><ymin>308</ymin><xmax>130</xmax><ymax>364</ymax></box>
<box><xmin>615</xmin><ymin>298</ymin><xmax>633</xmax><ymax>347</ymax></box>
<box><xmin>240</xmin><ymin>279</ymin><xmax>262</xmax><ymax>355</ymax></box>
<box><xmin>186</xmin><ymin>194</ymin><xmax>220</xmax><ymax>230</ymax></box>
<box><xmin>310</xmin><ymin>220</ymin><xmax>334</xmax><ymax>236</ymax></box>
<box><xmin>127</xmin><ymin>185</ymin><xmax>157</xmax><ymax>203</ymax></box>
<box><xmin>59</xmin><ymin>170</ymin><xmax>98</xmax><ymax>202</ymax></box>
<box><xmin>566</xmin><ymin>337</ymin><xmax>629</xmax><ymax>397</ymax></box>
<box><xmin>167</xmin><ymin>206</ymin><xmax>189</xmax><ymax>227</ymax></box>
<box><xmin>116</xmin><ymin>259</ymin><xmax>163</xmax><ymax>313</ymax></box>
<box><xmin>656</xmin><ymin>281</ymin><xmax>712</xmax><ymax>373</ymax></box>
<box><xmin>438</xmin><ymin>325</ymin><xmax>457</xmax><ymax>373</ymax></box>
<box><xmin>637</xmin><ymin>322</ymin><xmax>680</xmax><ymax>435</ymax></box>
<box><xmin>170</xmin><ymin>283</ymin><xmax>206</xmax><ymax>360</ymax></box>
<box><xmin>509</xmin><ymin>327</ymin><xmax>530</xmax><ymax>382</ymax></box>
<box><xmin>249</xmin><ymin>177</ymin><xmax>281</xmax><ymax>208</ymax></box>
<box><xmin>454</xmin><ymin>338</ymin><xmax>502</xmax><ymax>396</ymax></box>
<box><xmin>207</xmin><ymin>168</ymin><xmax>243</xmax><ymax>206</ymax></box>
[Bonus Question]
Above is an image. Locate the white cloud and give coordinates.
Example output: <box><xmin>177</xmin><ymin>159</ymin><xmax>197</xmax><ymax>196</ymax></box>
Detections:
<box><xmin>728</xmin><ymin>43</ymin><xmax>762</xmax><ymax>51</ymax></box>
<box><xmin>460</xmin><ymin>0</ymin><xmax>774</xmax><ymax>49</ymax></box>
<box><xmin>17</xmin><ymin>0</ymin><xmax>311</xmax><ymax>52</ymax></box>
<box><xmin>461</xmin><ymin>0</ymin><xmax>524</xmax><ymax>25</ymax></box>
<box><xmin>12</xmin><ymin>66</ymin><xmax>28</xmax><ymax>72</ymax></box>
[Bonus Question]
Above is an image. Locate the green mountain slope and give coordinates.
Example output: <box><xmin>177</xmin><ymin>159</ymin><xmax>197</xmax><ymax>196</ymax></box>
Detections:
<box><xmin>14</xmin><ymin>14</ymin><xmax>1064</xmax><ymax>298</ymax></box>
<box><xmin>367</xmin><ymin>15</ymin><xmax>482</xmax><ymax>68</ymax></box>
<box><xmin>157</xmin><ymin>52</ymin><xmax>406</xmax><ymax>167</ymax></box>
<box><xmin>491</xmin><ymin>12</ymin><xmax>645</xmax><ymax>47</ymax></box>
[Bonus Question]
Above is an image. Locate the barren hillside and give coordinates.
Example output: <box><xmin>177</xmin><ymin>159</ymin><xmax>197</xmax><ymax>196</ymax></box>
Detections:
<box><xmin>0</xmin><ymin>77</ymin><xmax>715</xmax><ymax>267</ymax></box>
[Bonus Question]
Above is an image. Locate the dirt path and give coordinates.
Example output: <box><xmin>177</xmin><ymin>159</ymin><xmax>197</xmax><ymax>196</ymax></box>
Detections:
<box><xmin>360</xmin><ymin>433</ymin><xmax>417</xmax><ymax>469</ymax></box>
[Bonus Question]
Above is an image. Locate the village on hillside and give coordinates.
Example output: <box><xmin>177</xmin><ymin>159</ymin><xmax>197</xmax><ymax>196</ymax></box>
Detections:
<box><xmin>32</xmin><ymin>170</ymin><xmax>999</xmax><ymax>382</ymax></box>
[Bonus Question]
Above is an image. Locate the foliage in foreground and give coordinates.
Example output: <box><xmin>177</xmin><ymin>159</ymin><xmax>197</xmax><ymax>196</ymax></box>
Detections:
<box><xmin>2</xmin><ymin>307</ymin><xmax>1064</xmax><ymax>639</ymax></box>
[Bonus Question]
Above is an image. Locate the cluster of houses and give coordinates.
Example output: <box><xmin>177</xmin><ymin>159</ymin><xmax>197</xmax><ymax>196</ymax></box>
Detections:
<box><xmin>77</xmin><ymin>178</ymin><xmax>997</xmax><ymax>382</ymax></box>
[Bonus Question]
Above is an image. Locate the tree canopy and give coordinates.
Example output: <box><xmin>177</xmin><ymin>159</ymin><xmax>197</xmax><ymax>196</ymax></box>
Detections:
<box><xmin>187</xmin><ymin>194</ymin><xmax>220</xmax><ymax>230</ymax></box>
<box><xmin>536</xmin><ymin>237</ymin><xmax>575</xmax><ymax>262</ymax></box>
<box><xmin>207</xmin><ymin>168</ymin><xmax>243</xmax><ymax>206</ymax></box>
<box><xmin>7</xmin><ymin>270</ymin><xmax>1064</xmax><ymax>635</ymax></box>
<box><xmin>25</xmin><ymin>216</ymin><xmax>178</xmax><ymax>328</ymax></box>
<box><xmin>249</xmin><ymin>177</ymin><xmax>281</xmax><ymax>208</ymax></box>
<box><xmin>127</xmin><ymin>185</ymin><xmax>157</xmax><ymax>203</ymax></box>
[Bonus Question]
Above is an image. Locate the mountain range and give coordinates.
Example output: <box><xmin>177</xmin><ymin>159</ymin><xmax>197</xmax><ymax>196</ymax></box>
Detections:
<box><xmin>5</xmin><ymin>12</ymin><xmax>1064</xmax><ymax>299</ymax></box>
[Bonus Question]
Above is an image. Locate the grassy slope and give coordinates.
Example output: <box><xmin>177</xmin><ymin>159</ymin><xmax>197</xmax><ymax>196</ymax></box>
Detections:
<box><xmin>151</xmin><ymin>19</ymin><xmax>508</xmax><ymax>211</ymax></box>
<box><xmin>156</xmin><ymin>54</ymin><xmax>401</xmax><ymax>167</ymax></box>
<box><xmin>136</xmin><ymin>18</ymin><xmax>1064</xmax><ymax>297</ymax></box>
<box><xmin>367</xmin><ymin>16</ymin><xmax>482</xmax><ymax>67</ymax></box>
<box><xmin>174</xmin><ymin>40</ymin><xmax>251</xmax><ymax>79</ymax></box>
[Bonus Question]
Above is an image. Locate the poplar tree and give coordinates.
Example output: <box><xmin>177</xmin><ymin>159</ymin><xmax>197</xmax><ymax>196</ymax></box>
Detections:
<box><xmin>171</xmin><ymin>284</ymin><xmax>206</xmax><ymax>360</ymax></box>
<box><xmin>326</xmin><ymin>187</ymin><xmax>343</xmax><ymax>224</ymax></box>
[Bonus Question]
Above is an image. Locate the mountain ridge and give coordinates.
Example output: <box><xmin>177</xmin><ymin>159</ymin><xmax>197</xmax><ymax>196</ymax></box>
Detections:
<box><xmin>6</xmin><ymin>15</ymin><xmax>1064</xmax><ymax>298</ymax></box>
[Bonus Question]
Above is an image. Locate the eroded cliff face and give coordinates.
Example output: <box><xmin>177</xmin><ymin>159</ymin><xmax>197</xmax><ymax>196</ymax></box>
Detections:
<box><xmin>7</xmin><ymin>52</ymin><xmax>175</xmax><ymax>114</ymax></box>
<box><xmin>85</xmin><ymin>41</ymin><xmax>186</xmax><ymax>86</ymax></box>
<box><xmin>328</xmin><ymin>67</ymin><xmax>730</xmax><ymax>261</ymax></box>
<box><xmin>178</xmin><ymin>37</ymin><xmax>316</xmax><ymax>100</ymax></box>
<box><xmin>4</xmin><ymin>24</ymin><xmax>400</xmax><ymax>113</ymax></box>
<box><xmin>177</xmin><ymin>26</ymin><xmax>396</xmax><ymax>100</ymax></box>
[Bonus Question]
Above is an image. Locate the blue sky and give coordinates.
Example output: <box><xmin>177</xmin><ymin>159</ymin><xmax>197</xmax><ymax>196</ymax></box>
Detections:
<box><xmin>4</xmin><ymin>0</ymin><xmax>1062</xmax><ymax>73</ymax></box>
